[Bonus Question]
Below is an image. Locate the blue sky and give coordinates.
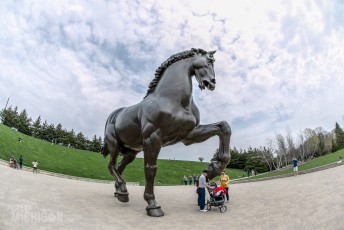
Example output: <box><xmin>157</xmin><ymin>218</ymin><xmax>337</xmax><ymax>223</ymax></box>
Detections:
<box><xmin>1</xmin><ymin>0</ymin><xmax>344</xmax><ymax>162</ymax></box>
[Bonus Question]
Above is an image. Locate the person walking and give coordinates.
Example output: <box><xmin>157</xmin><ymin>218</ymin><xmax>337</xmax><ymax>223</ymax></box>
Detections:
<box><xmin>183</xmin><ymin>175</ymin><xmax>187</xmax><ymax>185</ymax></box>
<box><xmin>218</xmin><ymin>170</ymin><xmax>230</xmax><ymax>202</ymax></box>
<box><xmin>193</xmin><ymin>174</ymin><xmax>197</xmax><ymax>185</ymax></box>
<box><xmin>12</xmin><ymin>157</ymin><xmax>18</xmax><ymax>169</ymax></box>
<box><xmin>19</xmin><ymin>155</ymin><xmax>23</xmax><ymax>169</ymax></box>
<box><xmin>292</xmin><ymin>157</ymin><xmax>299</xmax><ymax>176</ymax></box>
<box><xmin>198</xmin><ymin>170</ymin><xmax>210</xmax><ymax>212</ymax></box>
<box><xmin>32</xmin><ymin>160</ymin><xmax>38</xmax><ymax>174</ymax></box>
<box><xmin>188</xmin><ymin>175</ymin><xmax>193</xmax><ymax>185</ymax></box>
<box><xmin>9</xmin><ymin>156</ymin><xmax>14</xmax><ymax>168</ymax></box>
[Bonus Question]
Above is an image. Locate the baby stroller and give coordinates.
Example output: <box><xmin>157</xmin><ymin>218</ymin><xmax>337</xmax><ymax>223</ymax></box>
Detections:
<box><xmin>9</xmin><ymin>157</ymin><xmax>18</xmax><ymax>169</ymax></box>
<box><xmin>206</xmin><ymin>182</ymin><xmax>227</xmax><ymax>213</ymax></box>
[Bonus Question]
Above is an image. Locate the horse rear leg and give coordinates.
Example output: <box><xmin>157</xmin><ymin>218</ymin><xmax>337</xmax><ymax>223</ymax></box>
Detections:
<box><xmin>143</xmin><ymin>131</ymin><xmax>164</xmax><ymax>217</ymax></box>
<box><xmin>114</xmin><ymin>150</ymin><xmax>138</xmax><ymax>191</ymax></box>
<box><xmin>117</xmin><ymin>151</ymin><xmax>138</xmax><ymax>174</ymax></box>
<box><xmin>106</xmin><ymin>137</ymin><xmax>129</xmax><ymax>202</ymax></box>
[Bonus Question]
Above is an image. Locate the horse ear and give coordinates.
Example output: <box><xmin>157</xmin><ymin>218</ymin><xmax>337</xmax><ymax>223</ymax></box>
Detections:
<box><xmin>208</xmin><ymin>50</ymin><xmax>216</xmax><ymax>58</ymax></box>
<box><xmin>207</xmin><ymin>50</ymin><xmax>216</xmax><ymax>62</ymax></box>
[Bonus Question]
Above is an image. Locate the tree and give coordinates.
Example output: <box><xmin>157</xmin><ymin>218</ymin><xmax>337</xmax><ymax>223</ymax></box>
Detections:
<box><xmin>41</xmin><ymin>120</ymin><xmax>49</xmax><ymax>141</ymax></box>
<box><xmin>65</xmin><ymin>129</ymin><xmax>76</xmax><ymax>147</ymax></box>
<box><xmin>17</xmin><ymin>109</ymin><xmax>32</xmax><ymax>135</ymax></box>
<box><xmin>198</xmin><ymin>157</ymin><xmax>204</xmax><ymax>162</ymax></box>
<box><xmin>266</xmin><ymin>138</ymin><xmax>278</xmax><ymax>170</ymax></box>
<box><xmin>303</xmin><ymin>128</ymin><xmax>319</xmax><ymax>160</ymax></box>
<box><xmin>1</xmin><ymin>106</ymin><xmax>19</xmax><ymax>128</ymax></box>
<box><xmin>89</xmin><ymin>135</ymin><xmax>102</xmax><ymax>152</ymax></box>
<box><xmin>255</xmin><ymin>146</ymin><xmax>275</xmax><ymax>171</ymax></box>
<box><xmin>244</xmin><ymin>148</ymin><xmax>269</xmax><ymax>173</ymax></box>
<box><xmin>210</xmin><ymin>148</ymin><xmax>219</xmax><ymax>162</ymax></box>
<box><xmin>75</xmin><ymin>132</ymin><xmax>87</xmax><ymax>150</ymax></box>
<box><xmin>315</xmin><ymin>127</ymin><xmax>333</xmax><ymax>155</ymax></box>
<box><xmin>45</xmin><ymin>123</ymin><xmax>56</xmax><ymax>142</ymax></box>
<box><xmin>323</xmin><ymin>132</ymin><xmax>333</xmax><ymax>154</ymax></box>
<box><xmin>286</xmin><ymin>128</ymin><xmax>296</xmax><ymax>160</ymax></box>
<box><xmin>237</xmin><ymin>151</ymin><xmax>249</xmax><ymax>169</ymax></box>
<box><xmin>275</xmin><ymin>133</ymin><xmax>287</xmax><ymax>168</ymax></box>
<box><xmin>227</xmin><ymin>147</ymin><xmax>242</xmax><ymax>169</ymax></box>
<box><xmin>98</xmin><ymin>136</ymin><xmax>103</xmax><ymax>152</ymax></box>
<box><xmin>331</xmin><ymin>138</ymin><xmax>339</xmax><ymax>152</ymax></box>
<box><xmin>1</xmin><ymin>103</ymin><xmax>104</xmax><ymax>152</ymax></box>
<box><xmin>334</xmin><ymin>122</ymin><xmax>344</xmax><ymax>150</ymax></box>
<box><xmin>32</xmin><ymin>116</ymin><xmax>42</xmax><ymax>138</ymax></box>
<box><xmin>55</xmin><ymin>123</ymin><xmax>65</xmax><ymax>144</ymax></box>
<box><xmin>297</xmin><ymin>131</ymin><xmax>306</xmax><ymax>162</ymax></box>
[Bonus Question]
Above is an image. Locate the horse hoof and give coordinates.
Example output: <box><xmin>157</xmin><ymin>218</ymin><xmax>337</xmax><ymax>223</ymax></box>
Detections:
<box><xmin>146</xmin><ymin>206</ymin><xmax>164</xmax><ymax>217</ymax></box>
<box><xmin>114</xmin><ymin>192</ymin><xmax>129</xmax><ymax>203</ymax></box>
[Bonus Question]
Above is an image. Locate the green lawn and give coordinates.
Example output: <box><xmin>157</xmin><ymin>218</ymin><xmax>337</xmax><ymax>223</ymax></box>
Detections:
<box><xmin>240</xmin><ymin>148</ymin><xmax>344</xmax><ymax>181</ymax></box>
<box><xmin>0</xmin><ymin>124</ymin><xmax>244</xmax><ymax>185</ymax></box>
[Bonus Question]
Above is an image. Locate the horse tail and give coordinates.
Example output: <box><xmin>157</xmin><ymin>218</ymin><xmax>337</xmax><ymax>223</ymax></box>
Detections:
<box><xmin>100</xmin><ymin>143</ymin><xmax>110</xmax><ymax>158</ymax></box>
<box><xmin>101</xmin><ymin>108</ymin><xmax>125</xmax><ymax>158</ymax></box>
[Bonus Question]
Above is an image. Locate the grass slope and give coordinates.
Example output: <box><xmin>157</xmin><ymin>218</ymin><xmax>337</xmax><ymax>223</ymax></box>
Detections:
<box><xmin>0</xmin><ymin>124</ymin><xmax>244</xmax><ymax>185</ymax></box>
<box><xmin>242</xmin><ymin>148</ymin><xmax>344</xmax><ymax>181</ymax></box>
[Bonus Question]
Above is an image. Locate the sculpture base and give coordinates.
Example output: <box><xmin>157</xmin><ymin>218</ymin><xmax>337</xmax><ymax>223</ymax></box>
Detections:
<box><xmin>146</xmin><ymin>206</ymin><xmax>164</xmax><ymax>217</ymax></box>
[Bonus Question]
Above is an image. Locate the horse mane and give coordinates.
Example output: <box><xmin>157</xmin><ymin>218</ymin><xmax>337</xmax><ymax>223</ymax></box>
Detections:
<box><xmin>143</xmin><ymin>48</ymin><xmax>207</xmax><ymax>99</ymax></box>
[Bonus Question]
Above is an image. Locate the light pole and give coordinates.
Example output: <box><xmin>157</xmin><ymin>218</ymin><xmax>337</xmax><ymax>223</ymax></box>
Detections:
<box><xmin>1</xmin><ymin>96</ymin><xmax>10</xmax><ymax>123</ymax></box>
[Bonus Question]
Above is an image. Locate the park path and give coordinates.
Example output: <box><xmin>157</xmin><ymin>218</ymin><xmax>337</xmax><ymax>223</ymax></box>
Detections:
<box><xmin>0</xmin><ymin>164</ymin><xmax>343</xmax><ymax>230</ymax></box>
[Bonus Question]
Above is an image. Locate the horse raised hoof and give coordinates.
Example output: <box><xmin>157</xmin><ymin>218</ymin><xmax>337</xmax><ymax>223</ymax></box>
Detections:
<box><xmin>206</xmin><ymin>162</ymin><xmax>218</xmax><ymax>179</ymax></box>
<box><xmin>146</xmin><ymin>205</ymin><xmax>164</xmax><ymax>217</ymax></box>
<box><xmin>114</xmin><ymin>191</ymin><xmax>129</xmax><ymax>203</ymax></box>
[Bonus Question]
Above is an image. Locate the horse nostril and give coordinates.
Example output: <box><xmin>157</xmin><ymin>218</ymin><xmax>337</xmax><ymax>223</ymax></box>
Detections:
<box><xmin>211</xmin><ymin>79</ymin><xmax>216</xmax><ymax>84</ymax></box>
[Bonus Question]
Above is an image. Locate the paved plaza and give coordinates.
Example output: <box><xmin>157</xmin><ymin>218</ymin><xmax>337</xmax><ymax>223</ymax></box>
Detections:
<box><xmin>0</xmin><ymin>164</ymin><xmax>343</xmax><ymax>230</ymax></box>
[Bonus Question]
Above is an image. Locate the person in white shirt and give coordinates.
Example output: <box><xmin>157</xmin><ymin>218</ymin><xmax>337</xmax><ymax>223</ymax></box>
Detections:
<box><xmin>197</xmin><ymin>170</ymin><xmax>210</xmax><ymax>212</ymax></box>
<box><xmin>32</xmin><ymin>160</ymin><xmax>38</xmax><ymax>174</ymax></box>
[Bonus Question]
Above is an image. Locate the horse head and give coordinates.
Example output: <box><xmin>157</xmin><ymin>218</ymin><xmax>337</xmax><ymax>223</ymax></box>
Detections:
<box><xmin>193</xmin><ymin>50</ymin><xmax>217</xmax><ymax>91</ymax></box>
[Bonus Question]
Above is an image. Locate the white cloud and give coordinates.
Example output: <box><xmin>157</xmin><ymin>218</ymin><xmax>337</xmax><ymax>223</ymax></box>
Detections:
<box><xmin>0</xmin><ymin>0</ymin><xmax>344</xmax><ymax>162</ymax></box>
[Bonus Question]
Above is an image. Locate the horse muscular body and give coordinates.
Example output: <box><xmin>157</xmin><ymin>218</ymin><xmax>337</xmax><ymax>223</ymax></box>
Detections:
<box><xmin>102</xmin><ymin>48</ymin><xmax>231</xmax><ymax>217</ymax></box>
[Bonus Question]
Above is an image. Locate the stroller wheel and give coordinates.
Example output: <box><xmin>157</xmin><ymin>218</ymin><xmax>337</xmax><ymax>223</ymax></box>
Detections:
<box><xmin>206</xmin><ymin>201</ymin><xmax>211</xmax><ymax>211</ymax></box>
<box><xmin>220</xmin><ymin>205</ymin><xmax>227</xmax><ymax>213</ymax></box>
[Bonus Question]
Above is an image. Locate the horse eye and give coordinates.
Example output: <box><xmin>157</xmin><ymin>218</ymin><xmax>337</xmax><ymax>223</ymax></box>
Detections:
<box><xmin>207</xmin><ymin>60</ymin><xmax>214</xmax><ymax>66</ymax></box>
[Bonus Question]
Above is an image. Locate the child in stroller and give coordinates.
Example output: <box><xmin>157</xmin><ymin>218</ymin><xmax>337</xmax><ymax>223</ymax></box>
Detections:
<box><xmin>206</xmin><ymin>182</ymin><xmax>227</xmax><ymax>213</ymax></box>
<box><xmin>9</xmin><ymin>156</ymin><xmax>18</xmax><ymax>169</ymax></box>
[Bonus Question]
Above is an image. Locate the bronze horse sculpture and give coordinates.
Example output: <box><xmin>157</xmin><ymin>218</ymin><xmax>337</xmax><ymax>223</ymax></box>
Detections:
<box><xmin>101</xmin><ymin>48</ymin><xmax>231</xmax><ymax>217</ymax></box>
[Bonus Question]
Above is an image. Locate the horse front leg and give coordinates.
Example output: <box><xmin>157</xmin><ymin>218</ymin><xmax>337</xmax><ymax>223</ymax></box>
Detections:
<box><xmin>143</xmin><ymin>131</ymin><xmax>164</xmax><ymax>217</ymax></box>
<box><xmin>182</xmin><ymin>121</ymin><xmax>231</xmax><ymax>180</ymax></box>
